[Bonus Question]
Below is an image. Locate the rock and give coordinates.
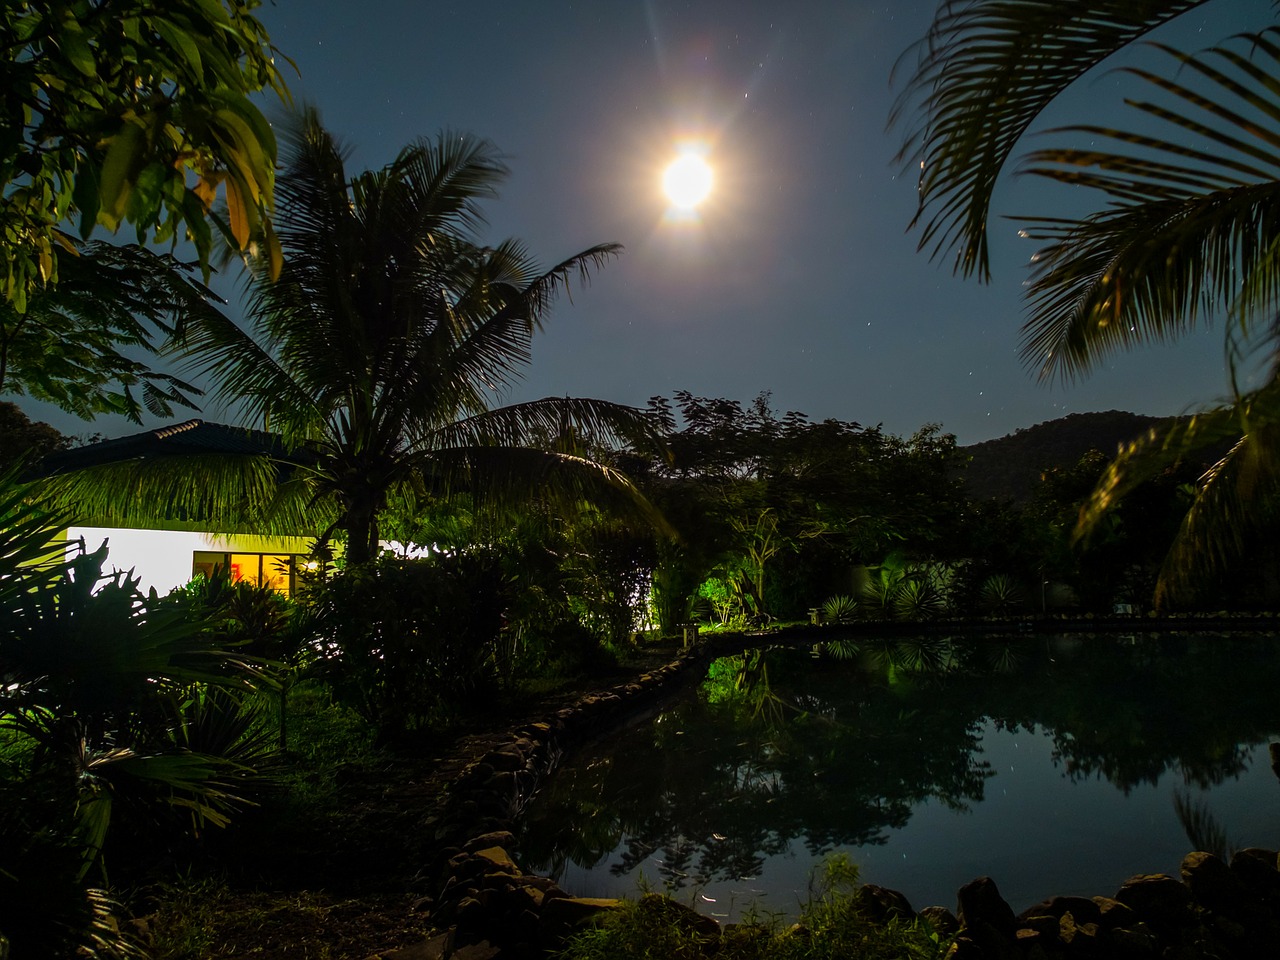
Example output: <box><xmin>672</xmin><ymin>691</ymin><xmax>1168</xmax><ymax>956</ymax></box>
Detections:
<box><xmin>943</xmin><ymin>934</ymin><xmax>987</xmax><ymax>959</ymax></box>
<box><xmin>853</xmin><ymin>883</ymin><xmax>915</xmax><ymax>924</ymax></box>
<box><xmin>453</xmin><ymin>895</ymin><xmax>486</xmax><ymax>937</ymax></box>
<box><xmin>464</xmin><ymin>831</ymin><xmax>517</xmax><ymax>853</ymax></box>
<box><xmin>1058</xmin><ymin>912</ymin><xmax>1103</xmax><ymax>954</ymax></box>
<box><xmin>471</xmin><ymin>847</ymin><xmax>519</xmax><ymax>874</ymax></box>
<box><xmin>1115</xmin><ymin>874</ymin><xmax>1191</xmax><ymax>934</ymax></box>
<box><xmin>1016</xmin><ymin>914</ymin><xmax>1059</xmax><ymax>938</ymax></box>
<box><xmin>482</xmin><ymin>749</ymin><xmax>526</xmax><ymax>772</ymax></box>
<box><xmin>507</xmin><ymin>884</ymin><xmax>544</xmax><ymax>913</ymax></box>
<box><xmin>481</xmin><ymin>770</ymin><xmax>519</xmax><ymax>797</ymax></box>
<box><xmin>918</xmin><ymin>905</ymin><xmax>960</xmax><ymax>937</ymax></box>
<box><xmin>1229</xmin><ymin>847</ymin><xmax>1280</xmax><ymax>899</ymax></box>
<box><xmin>1019</xmin><ymin>895</ymin><xmax>1102</xmax><ymax>926</ymax></box>
<box><xmin>1091</xmin><ymin>896</ymin><xmax>1137</xmax><ymax>929</ymax></box>
<box><xmin>450</xmin><ymin>942</ymin><xmax>501</xmax><ymax>960</ymax></box>
<box><xmin>1110</xmin><ymin>923</ymin><xmax>1159</xmax><ymax>956</ymax></box>
<box><xmin>1014</xmin><ymin>926</ymin><xmax>1044</xmax><ymax>947</ymax></box>
<box><xmin>375</xmin><ymin>931</ymin><xmax>452</xmax><ymax>960</ymax></box>
<box><xmin>636</xmin><ymin>893</ymin><xmax>721</xmax><ymax>940</ymax></box>
<box><xmin>1181</xmin><ymin>851</ymin><xmax>1247</xmax><ymax>913</ymax></box>
<box><xmin>516</xmin><ymin>875</ymin><xmax>564</xmax><ymax>896</ymax></box>
<box><xmin>956</xmin><ymin>876</ymin><xmax>1016</xmax><ymax>933</ymax></box>
<box><xmin>479</xmin><ymin>871</ymin><xmax>518</xmax><ymax>894</ymax></box>
<box><xmin>956</xmin><ymin>878</ymin><xmax>1019</xmax><ymax>960</ymax></box>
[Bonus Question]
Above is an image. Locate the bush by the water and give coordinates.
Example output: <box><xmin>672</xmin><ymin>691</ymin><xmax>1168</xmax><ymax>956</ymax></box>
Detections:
<box><xmin>555</xmin><ymin>856</ymin><xmax>952</xmax><ymax>960</ymax></box>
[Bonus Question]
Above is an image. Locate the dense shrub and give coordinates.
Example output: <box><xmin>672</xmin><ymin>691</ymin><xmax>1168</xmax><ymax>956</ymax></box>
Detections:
<box><xmin>306</xmin><ymin>551</ymin><xmax>511</xmax><ymax>739</ymax></box>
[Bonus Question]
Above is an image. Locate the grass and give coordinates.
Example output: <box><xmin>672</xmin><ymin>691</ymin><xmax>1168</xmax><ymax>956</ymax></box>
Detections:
<box><xmin>134</xmin><ymin>874</ymin><xmax>229</xmax><ymax>960</ymax></box>
<box><xmin>554</xmin><ymin>856</ymin><xmax>953</xmax><ymax>960</ymax></box>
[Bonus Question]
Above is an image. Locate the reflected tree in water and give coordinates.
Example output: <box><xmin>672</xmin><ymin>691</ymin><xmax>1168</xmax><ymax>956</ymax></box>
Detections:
<box><xmin>521</xmin><ymin>638</ymin><xmax>1280</xmax><ymax>892</ymax></box>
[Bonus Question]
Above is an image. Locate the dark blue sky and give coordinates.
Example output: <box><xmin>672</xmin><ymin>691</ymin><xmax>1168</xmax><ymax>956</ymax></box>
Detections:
<box><xmin>17</xmin><ymin>0</ymin><xmax>1277</xmax><ymax>445</ymax></box>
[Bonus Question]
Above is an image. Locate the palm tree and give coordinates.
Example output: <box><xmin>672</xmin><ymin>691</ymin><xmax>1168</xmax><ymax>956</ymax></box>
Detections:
<box><xmin>49</xmin><ymin>109</ymin><xmax>662</xmax><ymax>566</ymax></box>
<box><xmin>42</xmin><ymin>110</ymin><xmax>660</xmax><ymax>568</ymax></box>
<box><xmin>895</xmin><ymin>2</ymin><xmax>1280</xmax><ymax>604</ymax></box>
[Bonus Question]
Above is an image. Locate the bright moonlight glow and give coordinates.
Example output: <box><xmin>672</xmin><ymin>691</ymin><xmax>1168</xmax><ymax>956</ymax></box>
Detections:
<box><xmin>662</xmin><ymin>153</ymin><xmax>713</xmax><ymax>209</ymax></box>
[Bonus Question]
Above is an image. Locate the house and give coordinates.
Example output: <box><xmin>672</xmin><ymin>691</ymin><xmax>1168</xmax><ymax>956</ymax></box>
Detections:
<box><xmin>37</xmin><ymin>419</ymin><xmax>325</xmax><ymax>597</ymax></box>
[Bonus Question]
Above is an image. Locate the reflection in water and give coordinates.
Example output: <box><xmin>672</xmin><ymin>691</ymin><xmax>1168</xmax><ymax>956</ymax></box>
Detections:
<box><xmin>518</xmin><ymin>635</ymin><xmax>1280</xmax><ymax>914</ymax></box>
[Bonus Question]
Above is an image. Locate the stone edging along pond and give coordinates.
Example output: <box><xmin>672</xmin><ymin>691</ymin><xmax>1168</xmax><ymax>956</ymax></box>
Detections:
<box><xmin>400</xmin><ymin>633</ymin><xmax>1280</xmax><ymax>960</ymax></box>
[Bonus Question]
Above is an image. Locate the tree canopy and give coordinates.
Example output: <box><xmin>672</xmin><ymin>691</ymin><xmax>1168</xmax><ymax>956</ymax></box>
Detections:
<box><xmin>2</xmin><ymin>1</ymin><xmax>289</xmax><ymax>313</ymax></box>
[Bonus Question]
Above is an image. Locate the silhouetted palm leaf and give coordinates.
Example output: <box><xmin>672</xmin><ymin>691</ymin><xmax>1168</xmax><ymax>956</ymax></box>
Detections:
<box><xmin>901</xmin><ymin>3</ymin><xmax>1280</xmax><ymax>607</ymax></box>
<box><xmin>1077</xmin><ymin>376</ymin><xmax>1280</xmax><ymax>604</ymax></box>
<box><xmin>893</xmin><ymin>0</ymin><xmax>1208</xmax><ymax>279</ymax></box>
<box><xmin>1020</xmin><ymin>31</ymin><xmax>1280</xmax><ymax>381</ymax></box>
<box><xmin>0</xmin><ymin>239</ymin><xmax>213</xmax><ymax>422</ymax></box>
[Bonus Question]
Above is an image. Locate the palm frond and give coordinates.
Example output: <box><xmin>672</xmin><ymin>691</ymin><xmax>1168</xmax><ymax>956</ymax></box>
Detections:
<box><xmin>1155</xmin><ymin>417</ymin><xmax>1280</xmax><ymax>606</ymax></box>
<box><xmin>420</xmin><ymin>241</ymin><xmax>625</xmax><ymax>422</ymax></box>
<box><xmin>423</xmin><ymin>396</ymin><xmax>663</xmax><ymax>455</ymax></box>
<box><xmin>0</xmin><ymin>468</ymin><xmax>70</xmax><ymax>591</ymax></box>
<box><xmin>405</xmin><ymin>444</ymin><xmax>672</xmax><ymax>536</ymax></box>
<box><xmin>1076</xmin><ymin>380</ymin><xmax>1280</xmax><ymax>606</ymax></box>
<box><xmin>390</xmin><ymin>128</ymin><xmax>508</xmax><ymax>239</ymax></box>
<box><xmin>169</xmin><ymin>302</ymin><xmax>322</xmax><ymax>439</ymax></box>
<box><xmin>1018</xmin><ymin>31</ymin><xmax>1280</xmax><ymax>379</ymax></box>
<box><xmin>892</xmin><ymin>0</ymin><xmax>1209</xmax><ymax>280</ymax></box>
<box><xmin>35</xmin><ymin>454</ymin><xmax>328</xmax><ymax>537</ymax></box>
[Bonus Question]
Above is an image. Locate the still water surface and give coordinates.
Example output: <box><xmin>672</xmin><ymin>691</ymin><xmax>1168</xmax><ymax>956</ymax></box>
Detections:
<box><xmin>518</xmin><ymin>635</ymin><xmax>1280</xmax><ymax>919</ymax></box>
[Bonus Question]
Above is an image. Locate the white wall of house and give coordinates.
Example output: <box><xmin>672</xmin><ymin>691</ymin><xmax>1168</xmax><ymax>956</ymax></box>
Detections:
<box><xmin>65</xmin><ymin>527</ymin><xmax>314</xmax><ymax>596</ymax></box>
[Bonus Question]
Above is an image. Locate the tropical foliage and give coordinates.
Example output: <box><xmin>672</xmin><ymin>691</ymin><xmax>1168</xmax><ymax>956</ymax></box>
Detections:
<box><xmin>896</xmin><ymin>1</ymin><xmax>1280</xmax><ymax>604</ymax></box>
<box><xmin>0</xmin><ymin>471</ymin><xmax>278</xmax><ymax>956</ymax></box>
<box><xmin>1</xmin><ymin>0</ymin><xmax>289</xmax><ymax>313</ymax></box>
<box><xmin>0</xmin><ymin>240</ymin><xmax>218</xmax><ymax>421</ymax></box>
<box><xmin>305</xmin><ymin>550</ymin><xmax>509</xmax><ymax>739</ymax></box>
<box><xmin>634</xmin><ymin>392</ymin><xmax>969</xmax><ymax>631</ymax></box>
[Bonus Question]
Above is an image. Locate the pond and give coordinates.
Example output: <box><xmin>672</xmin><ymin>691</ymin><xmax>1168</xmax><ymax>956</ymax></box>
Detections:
<box><xmin>517</xmin><ymin>634</ymin><xmax>1280</xmax><ymax>920</ymax></box>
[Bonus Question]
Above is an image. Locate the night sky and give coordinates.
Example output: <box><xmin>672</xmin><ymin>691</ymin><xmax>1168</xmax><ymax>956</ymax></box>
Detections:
<box><xmin>16</xmin><ymin>0</ymin><xmax>1278</xmax><ymax>445</ymax></box>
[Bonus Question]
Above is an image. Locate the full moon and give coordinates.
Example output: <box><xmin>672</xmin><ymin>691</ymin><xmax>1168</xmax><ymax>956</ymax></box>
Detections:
<box><xmin>662</xmin><ymin>153</ymin><xmax>713</xmax><ymax>209</ymax></box>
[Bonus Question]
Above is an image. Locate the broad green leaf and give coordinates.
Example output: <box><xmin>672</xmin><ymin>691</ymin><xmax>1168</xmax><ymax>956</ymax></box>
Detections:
<box><xmin>224</xmin><ymin>175</ymin><xmax>251</xmax><ymax>248</ymax></box>
<box><xmin>153</xmin><ymin>17</ymin><xmax>203</xmax><ymax>79</ymax></box>
<box><xmin>97</xmin><ymin>122</ymin><xmax>147</xmax><ymax>228</ymax></box>
<box><xmin>59</xmin><ymin>26</ymin><xmax>96</xmax><ymax>79</ymax></box>
<box><xmin>71</xmin><ymin>164</ymin><xmax>100</xmax><ymax>240</ymax></box>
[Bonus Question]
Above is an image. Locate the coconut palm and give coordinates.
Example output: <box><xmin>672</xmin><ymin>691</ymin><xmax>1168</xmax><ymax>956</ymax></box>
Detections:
<box><xmin>895</xmin><ymin>2</ymin><xmax>1280</xmax><ymax>603</ymax></box>
<box><xmin>49</xmin><ymin>109</ymin><xmax>662</xmax><ymax>564</ymax></box>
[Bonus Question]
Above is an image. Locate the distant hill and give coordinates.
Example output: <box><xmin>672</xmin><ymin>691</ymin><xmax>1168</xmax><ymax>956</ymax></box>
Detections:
<box><xmin>960</xmin><ymin>411</ymin><xmax>1170</xmax><ymax>503</ymax></box>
